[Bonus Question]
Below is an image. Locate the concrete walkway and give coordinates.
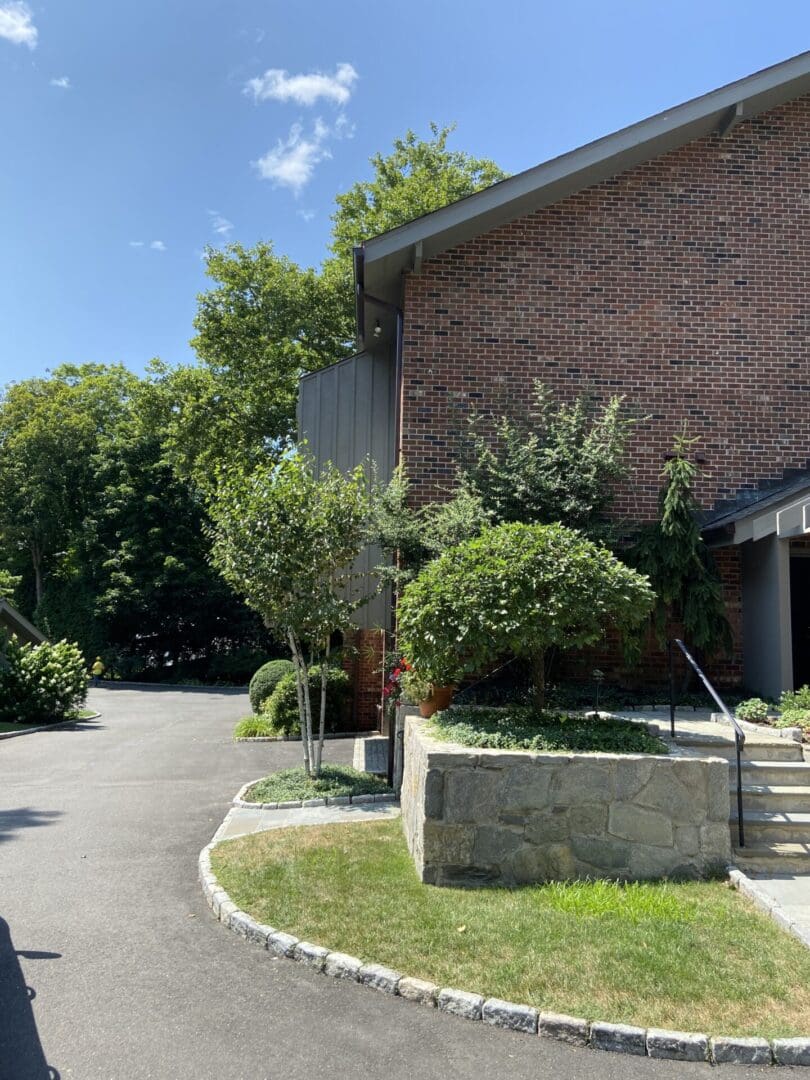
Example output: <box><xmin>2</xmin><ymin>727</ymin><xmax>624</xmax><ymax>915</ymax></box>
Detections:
<box><xmin>0</xmin><ymin>686</ymin><xmax>778</xmax><ymax>1079</ymax></box>
<box><xmin>745</xmin><ymin>872</ymin><xmax>810</xmax><ymax>940</ymax></box>
<box><xmin>215</xmin><ymin>800</ymin><xmax>400</xmax><ymax>841</ymax></box>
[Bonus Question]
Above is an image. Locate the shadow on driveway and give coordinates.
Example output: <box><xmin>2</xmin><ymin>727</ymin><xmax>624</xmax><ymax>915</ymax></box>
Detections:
<box><xmin>95</xmin><ymin>683</ymin><xmax>247</xmax><ymax>695</ymax></box>
<box><xmin>0</xmin><ymin>918</ymin><xmax>60</xmax><ymax>1079</ymax></box>
<box><xmin>0</xmin><ymin>809</ymin><xmax>62</xmax><ymax>846</ymax></box>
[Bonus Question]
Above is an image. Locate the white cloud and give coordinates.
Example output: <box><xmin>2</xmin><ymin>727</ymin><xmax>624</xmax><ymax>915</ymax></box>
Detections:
<box><xmin>208</xmin><ymin>211</ymin><xmax>233</xmax><ymax>237</ymax></box>
<box><xmin>0</xmin><ymin>2</ymin><xmax>37</xmax><ymax>48</ymax></box>
<box><xmin>150</xmin><ymin>240</ymin><xmax>166</xmax><ymax>251</ymax></box>
<box><xmin>245</xmin><ymin>61</ymin><xmax>357</xmax><ymax>107</ymax></box>
<box><xmin>334</xmin><ymin>113</ymin><xmax>355</xmax><ymax>139</ymax></box>
<box><xmin>50</xmin><ymin>76</ymin><xmax>71</xmax><ymax>89</ymax></box>
<box><xmin>254</xmin><ymin>122</ymin><xmax>332</xmax><ymax>193</ymax></box>
<box><xmin>129</xmin><ymin>241</ymin><xmax>144</xmax><ymax>248</ymax></box>
<box><xmin>297</xmin><ymin>209</ymin><xmax>315</xmax><ymax>222</ymax></box>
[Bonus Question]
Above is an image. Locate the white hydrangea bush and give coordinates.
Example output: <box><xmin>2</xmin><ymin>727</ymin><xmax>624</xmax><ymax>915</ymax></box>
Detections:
<box><xmin>0</xmin><ymin>636</ymin><xmax>88</xmax><ymax>723</ymax></box>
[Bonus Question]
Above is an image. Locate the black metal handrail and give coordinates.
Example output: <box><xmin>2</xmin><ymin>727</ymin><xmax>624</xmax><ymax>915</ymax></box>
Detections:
<box><xmin>669</xmin><ymin>638</ymin><xmax>745</xmax><ymax>848</ymax></box>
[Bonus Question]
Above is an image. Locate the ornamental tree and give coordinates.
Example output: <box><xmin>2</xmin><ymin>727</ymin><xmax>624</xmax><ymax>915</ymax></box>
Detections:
<box><xmin>397</xmin><ymin>522</ymin><xmax>654</xmax><ymax>706</ymax></box>
<box><xmin>627</xmin><ymin>428</ymin><xmax>732</xmax><ymax>663</ymax></box>
<box><xmin>208</xmin><ymin>448</ymin><xmax>370</xmax><ymax>776</ymax></box>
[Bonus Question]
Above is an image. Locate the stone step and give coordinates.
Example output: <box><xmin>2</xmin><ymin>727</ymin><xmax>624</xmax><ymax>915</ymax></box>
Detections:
<box><xmin>733</xmin><ymin>841</ymin><xmax>810</xmax><ymax>874</ymax></box>
<box><xmin>731</xmin><ymin>785</ymin><xmax>810</xmax><ymax>813</ymax></box>
<box><xmin>739</xmin><ymin>810</ymin><xmax>810</xmax><ymax>845</ymax></box>
<box><xmin>738</xmin><ymin>760</ymin><xmax>810</xmax><ymax>786</ymax></box>
<box><xmin>675</xmin><ymin>735</ymin><xmax>803</xmax><ymax>762</ymax></box>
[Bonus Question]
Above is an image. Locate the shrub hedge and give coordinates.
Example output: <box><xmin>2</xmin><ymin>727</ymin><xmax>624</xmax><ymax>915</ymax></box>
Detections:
<box><xmin>248</xmin><ymin>658</ymin><xmax>295</xmax><ymax>714</ymax></box>
<box><xmin>0</xmin><ymin>635</ymin><xmax>87</xmax><ymax>724</ymax></box>
<box><xmin>265</xmin><ymin>666</ymin><xmax>352</xmax><ymax>736</ymax></box>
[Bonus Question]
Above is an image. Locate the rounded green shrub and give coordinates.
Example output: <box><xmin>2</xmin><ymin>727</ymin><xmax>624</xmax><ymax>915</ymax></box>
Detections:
<box><xmin>265</xmin><ymin>666</ymin><xmax>352</xmax><ymax>736</ymax></box>
<box><xmin>735</xmin><ymin>697</ymin><xmax>770</xmax><ymax>723</ymax></box>
<box><xmin>249</xmin><ymin>658</ymin><xmax>295</xmax><ymax>714</ymax></box>
<box><xmin>398</xmin><ymin>522</ymin><xmax>654</xmax><ymax>690</ymax></box>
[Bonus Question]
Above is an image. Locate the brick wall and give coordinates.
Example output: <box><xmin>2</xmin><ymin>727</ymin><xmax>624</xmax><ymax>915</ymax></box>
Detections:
<box><xmin>396</xmin><ymin>97</ymin><xmax>810</xmax><ymax>689</ymax></box>
<box><xmin>399</xmin><ymin>95</ymin><xmax>810</xmax><ymax>521</ymax></box>
<box><xmin>343</xmin><ymin>627</ymin><xmax>386</xmax><ymax>730</ymax></box>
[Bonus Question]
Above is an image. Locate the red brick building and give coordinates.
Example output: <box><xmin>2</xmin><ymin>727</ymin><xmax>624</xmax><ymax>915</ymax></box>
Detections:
<box><xmin>299</xmin><ymin>53</ymin><xmax>810</xmax><ymax>722</ymax></box>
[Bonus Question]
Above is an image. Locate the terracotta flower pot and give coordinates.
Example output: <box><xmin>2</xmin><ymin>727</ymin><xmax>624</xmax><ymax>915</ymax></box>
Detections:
<box><xmin>418</xmin><ymin>684</ymin><xmax>456</xmax><ymax>718</ymax></box>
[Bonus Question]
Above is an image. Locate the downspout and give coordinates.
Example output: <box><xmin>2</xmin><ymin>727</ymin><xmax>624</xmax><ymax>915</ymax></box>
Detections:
<box><xmin>353</xmin><ymin>246</ymin><xmax>405</xmax><ymax>779</ymax></box>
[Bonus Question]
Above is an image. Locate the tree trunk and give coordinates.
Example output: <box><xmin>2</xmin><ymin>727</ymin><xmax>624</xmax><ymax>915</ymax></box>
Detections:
<box><xmin>31</xmin><ymin>542</ymin><xmax>43</xmax><ymax>608</ymax></box>
<box><xmin>288</xmin><ymin>629</ymin><xmax>312</xmax><ymax>776</ymax></box>
<box><xmin>314</xmin><ymin>637</ymin><xmax>329</xmax><ymax>776</ymax></box>
<box><xmin>531</xmin><ymin>650</ymin><xmax>546</xmax><ymax>710</ymax></box>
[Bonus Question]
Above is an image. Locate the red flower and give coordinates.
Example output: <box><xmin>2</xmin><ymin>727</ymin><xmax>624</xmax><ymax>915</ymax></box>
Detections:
<box><xmin>392</xmin><ymin>667</ymin><xmax>402</xmax><ymax>678</ymax></box>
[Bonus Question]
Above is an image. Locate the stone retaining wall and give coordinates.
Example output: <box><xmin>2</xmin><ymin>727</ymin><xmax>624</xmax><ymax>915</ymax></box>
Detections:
<box><xmin>402</xmin><ymin>718</ymin><xmax>731</xmax><ymax>886</ymax></box>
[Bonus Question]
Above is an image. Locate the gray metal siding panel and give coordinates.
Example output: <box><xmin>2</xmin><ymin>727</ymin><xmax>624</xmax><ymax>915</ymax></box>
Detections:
<box><xmin>298</xmin><ymin>352</ymin><xmax>395</xmax><ymax>630</ymax></box>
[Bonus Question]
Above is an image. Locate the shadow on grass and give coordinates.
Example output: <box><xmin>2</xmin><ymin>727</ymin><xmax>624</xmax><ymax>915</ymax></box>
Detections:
<box><xmin>0</xmin><ymin>917</ymin><xmax>61</xmax><ymax>1078</ymax></box>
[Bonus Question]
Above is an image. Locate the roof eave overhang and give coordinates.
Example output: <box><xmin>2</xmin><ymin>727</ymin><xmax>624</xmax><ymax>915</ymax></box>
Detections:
<box><xmin>361</xmin><ymin>51</ymin><xmax>810</xmax><ymax>306</ymax></box>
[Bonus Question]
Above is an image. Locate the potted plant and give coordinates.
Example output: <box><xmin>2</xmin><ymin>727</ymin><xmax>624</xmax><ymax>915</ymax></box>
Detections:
<box><xmin>399</xmin><ymin>668</ymin><xmax>455</xmax><ymax>718</ymax></box>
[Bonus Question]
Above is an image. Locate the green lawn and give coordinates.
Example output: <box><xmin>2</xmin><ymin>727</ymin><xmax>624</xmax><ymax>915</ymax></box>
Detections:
<box><xmin>212</xmin><ymin>819</ymin><xmax>810</xmax><ymax>1038</ymax></box>
<box><xmin>243</xmin><ymin>765</ymin><xmax>391</xmax><ymax>803</ymax></box>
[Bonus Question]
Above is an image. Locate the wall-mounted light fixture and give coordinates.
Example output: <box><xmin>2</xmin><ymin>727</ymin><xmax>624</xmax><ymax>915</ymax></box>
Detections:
<box><xmin>373</xmin><ymin>319</ymin><xmax>382</xmax><ymax>339</ymax></box>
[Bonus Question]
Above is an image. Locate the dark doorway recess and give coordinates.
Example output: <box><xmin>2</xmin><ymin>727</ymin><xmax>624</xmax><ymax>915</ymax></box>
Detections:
<box><xmin>790</xmin><ymin>556</ymin><xmax>810</xmax><ymax>689</ymax></box>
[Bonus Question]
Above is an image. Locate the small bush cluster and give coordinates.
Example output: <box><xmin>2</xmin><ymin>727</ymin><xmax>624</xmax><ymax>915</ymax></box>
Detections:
<box><xmin>776</xmin><ymin>708</ymin><xmax>810</xmax><ymax>732</ymax></box>
<box><xmin>0</xmin><ymin>635</ymin><xmax>88</xmax><ymax>724</ymax></box>
<box><xmin>243</xmin><ymin>764</ymin><xmax>391</xmax><ymax>802</ymax></box>
<box><xmin>780</xmin><ymin>685</ymin><xmax>810</xmax><ymax>712</ymax></box>
<box><xmin>264</xmin><ymin>666</ymin><xmax>352</xmax><ymax>736</ymax></box>
<box><xmin>248</xmin><ymin>659</ymin><xmax>295</xmax><ymax>713</ymax></box>
<box><xmin>735</xmin><ymin>698</ymin><xmax>771</xmax><ymax>723</ymax></box>
<box><xmin>428</xmin><ymin>705</ymin><xmax>668</xmax><ymax>755</ymax></box>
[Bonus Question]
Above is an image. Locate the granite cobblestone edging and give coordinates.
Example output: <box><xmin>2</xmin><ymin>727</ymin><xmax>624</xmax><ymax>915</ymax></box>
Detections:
<box><xmin>200</xmin><ymin>804</ymin><xmax>810</xmax><ymax>1067</ymax></box>
<box><xmin>231</xmin><ymin>776</ymin><xmax>397</xmax><ymax>809</ymax></box>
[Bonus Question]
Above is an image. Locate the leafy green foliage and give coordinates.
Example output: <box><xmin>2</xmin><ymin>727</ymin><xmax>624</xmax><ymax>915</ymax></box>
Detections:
<box><xmin>248</xmin><ymin>659</ymin><xmax>296</xmax><ymax>713</ymax></box>
<box><xmin>628</xmin><ymin>429</ymin><xmax>732</xmax><ymax>658</ymax></box>
<box><xmin>398</xmin><ymin>522</ymin><xmax>654</xmax><ymax>697</ymax></box>
<box><xmin>735</xmin><ymin>698</ymin><xmax>770</xmax><ymax>723</ymax></box>
<box><xmin>428</xmin><ymin>705</ymin><xmax>668</xmax><ymax>754</ymax></box>
<box><xmin>775</xmin><ymin>708</ymin><xmax>810</xmax><ymax>731</ymax></box>
<box><xmin>779</xmin><ymin>685</ymin><xmax>810</xmax><ymax>712</ymax></box>
<box><xmin>180</xmin><ymin>245</ymin><xmax>353</xmax><ymax>488</ymax></box>
<box><xmin>458</xmin><ymin>383</ymin><xmax>633</xmax><ymax>540</ymax></box>
<box><xmin>233</xmin><ymin>715</ymin><xmax>278</xmax><ymax>739</ymax></box>
<box><xmin>265</xmin><ymin>667</ymin><xmax>352</xmax><ymax>736</ymax></box>
<box><xmin>0</xmin><ymin>635</ymin><xmax>87</xmax><ymax>723</ymax></box>
<box><xmin>209</xmin><ymin>449</ymin><xmax>370</xmax><ymax>646</ymax></box>
<box><xmin>0</xmin><ymin>570</ymin><xmax>21</xmax><ymax>603</ymax></box>
<box><xmin>243</xmin><ymin>764</ymin><xmax>391</xmax><ymax>803</ymax></box>
<box><xmin>329</xmin><ymin>123</ymin><xmax>507</xmax><ymax>261</ymax></box>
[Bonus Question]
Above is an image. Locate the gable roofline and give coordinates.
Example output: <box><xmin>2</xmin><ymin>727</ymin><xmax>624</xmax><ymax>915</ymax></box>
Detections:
<box><xmin>0</xmin><ymin>600</ymin><xmax>46</xmax><ymax>645</ymax></box>
<box><xmin>361</xmin><ymin>51</ymin><xmax>810</xmax><ymax>306</ymax></box>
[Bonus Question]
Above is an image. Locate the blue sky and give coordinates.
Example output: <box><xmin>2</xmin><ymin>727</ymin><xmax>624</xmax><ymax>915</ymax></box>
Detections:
<box><xmin>1</xmin><ymin>0</ymin><xmax>808</xmax><ymax>385</ymax></box>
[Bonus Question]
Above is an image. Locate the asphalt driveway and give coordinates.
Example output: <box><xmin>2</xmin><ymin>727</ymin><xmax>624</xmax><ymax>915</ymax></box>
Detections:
<box><xmin>0</xmin><ymin>687</ymin><xmax>770</xmax><ymax>1079</ymax></box>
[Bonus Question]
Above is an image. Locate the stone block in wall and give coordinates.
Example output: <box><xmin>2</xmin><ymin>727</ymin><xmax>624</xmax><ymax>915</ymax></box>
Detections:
<box><xmin>423</xmin><ymin>822</ymin><xmax>474</xmax><ymax>867</ymax></box>
<box><xmin>550</xmin><ymin>762</ymin><xmax>613</xmax><ymax>805</ymax></box>
<box><xmin>609</xmin><ymin>803</ymin><xmax>674</xmax><ymax>847</ymax></box>
<box><xmin>444</xmin><ymin>767</ymin><xmax>500</xmax><ymax>823</ymax></box>
<box><xmin>635</xmin><ymin>766</ymin><xmax>707</xmax><ymax>825</ymax></box>
<box><xmin>570</xmin><ymin>836</ymin><xmax>631</xmax><ymax>874</ymax></box>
